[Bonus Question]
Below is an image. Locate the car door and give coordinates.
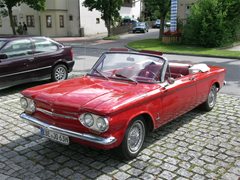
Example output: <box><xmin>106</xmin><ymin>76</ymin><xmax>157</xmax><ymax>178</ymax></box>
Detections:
<box><xmin>0</xmin><ymin>38</ymin><xmax>34</xmax><ymax>89</ymax></box>
<box><xmin>160</xmin><ymin>74</ymin><xmax>197</xmax><ymax>124</ymax></box>
<box><xmin>31</xmin><ymin>37</ymin><xmax>63</xmax><ymax>79</ymax></box>
<box><xmin>194</xmin><ymin>72</ymin><xmax>214</xmax><ymax>105</ymax></box>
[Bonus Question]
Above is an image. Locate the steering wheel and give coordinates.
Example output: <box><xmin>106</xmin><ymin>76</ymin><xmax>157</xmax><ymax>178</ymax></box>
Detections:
<box><xmin>140</xmin><ymin>70</ymin><xmax>157</xmax><ymax>79</ymax></box>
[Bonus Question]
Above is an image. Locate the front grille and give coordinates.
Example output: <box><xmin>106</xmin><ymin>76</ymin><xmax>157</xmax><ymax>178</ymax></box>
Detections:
<box><xmin>37</xmin><ymin>108</ymin><xmax>78</xmax><ymax>121</ymax></box>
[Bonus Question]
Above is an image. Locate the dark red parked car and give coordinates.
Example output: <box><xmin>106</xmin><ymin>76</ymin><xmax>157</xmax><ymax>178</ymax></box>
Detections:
<box><xmin>0</xmin><ymin>36</ymin><xmax>74</xmax><ymax>90</ymax></box>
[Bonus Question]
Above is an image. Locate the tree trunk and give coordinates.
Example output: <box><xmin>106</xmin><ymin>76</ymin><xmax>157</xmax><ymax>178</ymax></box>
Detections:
<box><xmin>107</xmin><ymin>24</ymin><xmax>111</xmax><ymax>37</ymax></box>
<box><xmin>108</xmin><ymin>18</ymin><xmax>112</xmax><ymax>37</ymax></box>
<box><xmin>106</xmin><ymin>0</ymin><xmax>112</xmax><ymax>37</ymax></box>
<box><xmin>8</xmin><ymin>7</ymin><xmax>16</xmax><ymax>35</ymax></box>
<box><xmin>105</xmin><ymin>19</ymin><xmax>111</xmax><ymax>37</ymax></box>
<box><xmin>159</xmin><ymin>17</ymin><xmax>165</xmax><ymax>41</ymax></box>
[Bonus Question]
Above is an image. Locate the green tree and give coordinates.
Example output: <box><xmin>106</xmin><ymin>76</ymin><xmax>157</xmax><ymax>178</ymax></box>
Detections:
<box><xmin>0</xmin><ymin>0</ymin><xmax>45</xmax><ymax>35</ymax></box>
<box><xmin>83</xmin><ymin>0</ymin><xmax>123</xmax><ymax>37</ymax></box>
<box><xmin>183</xmin><ymin>0</ymin><xmax>240</xmax><ymax>47</ymax></box>
<box><xmin>144</xmin><ymin>0</ymin><xmax>171</xmax><ymax>40</ymax></box>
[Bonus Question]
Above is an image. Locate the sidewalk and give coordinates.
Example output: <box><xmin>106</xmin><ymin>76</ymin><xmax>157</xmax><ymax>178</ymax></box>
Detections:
<box><xmin>52</xmin><ymin>33</ymin><xmax>107</xmax><ymax>43</ymax></box>
<box><xmin>227</xmin><ymin>45</ymin><xmax>240</xmax><ymax>51</ymax></box>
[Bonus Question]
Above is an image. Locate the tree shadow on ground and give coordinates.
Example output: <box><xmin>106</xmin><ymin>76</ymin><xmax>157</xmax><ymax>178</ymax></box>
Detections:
<box><xmin>0</xmin><ymin>80</ymin><xmax>51</xmax><ymax>97</ymax></box>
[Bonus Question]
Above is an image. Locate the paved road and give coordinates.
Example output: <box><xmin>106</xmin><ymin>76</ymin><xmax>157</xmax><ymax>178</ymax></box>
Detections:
<box><xmin>68</xmin><ymin>29</ymin><xmax>240</xmax><ymax>96</ymax></box>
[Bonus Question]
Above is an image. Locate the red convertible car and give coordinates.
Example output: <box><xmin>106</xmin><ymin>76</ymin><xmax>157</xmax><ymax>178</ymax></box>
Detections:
<box><xmin>20</xmin><ymin>50</ymin><xmax>226</xmax><ymax>159</ymax></box>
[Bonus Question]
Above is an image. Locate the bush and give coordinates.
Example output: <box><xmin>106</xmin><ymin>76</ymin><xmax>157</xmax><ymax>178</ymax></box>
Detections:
<box><xmin>183</xmin><ymin>0</ymin><xmax>240</xmax><ymax>47</ymax></box>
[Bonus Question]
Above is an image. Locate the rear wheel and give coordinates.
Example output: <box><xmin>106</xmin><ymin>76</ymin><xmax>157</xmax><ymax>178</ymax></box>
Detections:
<box><xmin>201</xmin><ymin>85</ymin><xmax>218</xmax><ymax>111</ymax></box>
<box><xmin>51</xmin><ymin>64</ymin><xmax>68</xmax><ymax>82</ymax></box>
<box><xmin>117</xmin><ymin>117</ymin><xmax>146</xmax><ymax>160</ymax></box>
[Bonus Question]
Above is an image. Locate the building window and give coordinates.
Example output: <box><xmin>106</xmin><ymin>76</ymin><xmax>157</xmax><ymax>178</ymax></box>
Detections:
<box><xmin>46</xmin><ymin>15</ymin><xmax>52</xmax><ymax>28</ymax></box>
<box><xmin>185</xmin><ymin>4</ymin><xmax>192</xmax><ymax>17</ymax></box>
<box><xmin>13</xmin><ymin>15</ymin><xmax>18</xmax><ymax>26</ymax></box>
<box><xmin>69</xmin><ymin>15</ymin><xmax>73</xmax><ymax>21</ymax></box>
<box><xmin>123</xmin><ymin>0</ymin><xmax>133</xmax><ymax>7</ymax></box>
<box><xmin>26</xmin><ymin>15</ymin><xmax>35</xmax><ymax>27</ymax></box>
<box><xmin>96</xmin><ymin>18</ymin><xmax>100</xmax><ymax>24</ymax></box>
<box><xmin>59</xmin><ymin>15</ymin><xmax>64</xmax><ymax>28</ymax></box>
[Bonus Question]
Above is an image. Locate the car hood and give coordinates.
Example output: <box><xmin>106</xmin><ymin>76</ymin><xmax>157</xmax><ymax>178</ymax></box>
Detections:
<box><xmin>22</xmin><ymin>76</ymin><xmax>160</xmax><ymax>115</ymax></box>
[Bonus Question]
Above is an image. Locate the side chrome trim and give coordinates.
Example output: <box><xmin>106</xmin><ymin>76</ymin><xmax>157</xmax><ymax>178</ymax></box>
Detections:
<box><xmin>0</xmin><ymin>66</ymin><xmax>51</xmax><ymax>78</ymax></box>
<box><xmin>37</xmin><ymin>108</ymin><xmax>78</xmax><ymax>121</ymax></box>
<box><xmin>20</xmin><ymin>113</ymin><xmax>116</xmax><ymax>145</ymax></box>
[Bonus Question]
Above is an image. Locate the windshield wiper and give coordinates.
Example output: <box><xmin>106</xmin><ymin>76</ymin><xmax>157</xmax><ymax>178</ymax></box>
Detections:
<box><xmin>93</xmin><ymin>69</ymin><xmax>109</xmax><ymax>80</ymax></box>
<box><xmin>115</xmin><ymin>73</ymin><xmax>138</xmax><ymax>84</ymax></box>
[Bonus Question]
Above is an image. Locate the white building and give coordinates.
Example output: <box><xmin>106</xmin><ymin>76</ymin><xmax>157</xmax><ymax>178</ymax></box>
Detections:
<box><xmin>0</xmin><ymin>0</ymin><xmax>141</xmax><ymax>37</ymax></box>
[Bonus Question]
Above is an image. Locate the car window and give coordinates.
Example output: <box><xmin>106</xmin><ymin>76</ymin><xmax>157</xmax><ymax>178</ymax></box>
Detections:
<box><xmin>0</xmin><ymin>40</ymin><xmax>6</xmax><ymax>49</ymax></box>
<box><xmin>32</xmin><ymin>37</ymin><xmax>58</xmax><ymax>53</ymax></box>
<box><xmin>135</xmin><ymin>22</ymin><xmax>145</xmax><ymax>27</ymax></box>
<box><xmin>1</xmin><ymin>39</ymin><xmax>32</xmax><ymax>58</ymax></box>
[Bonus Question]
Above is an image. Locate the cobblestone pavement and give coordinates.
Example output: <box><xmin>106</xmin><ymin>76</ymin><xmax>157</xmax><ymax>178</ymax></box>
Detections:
<box><xmin>0</xmin><ymin>89</ymin><xmax>239</xmax><ymax>179</ymax></box>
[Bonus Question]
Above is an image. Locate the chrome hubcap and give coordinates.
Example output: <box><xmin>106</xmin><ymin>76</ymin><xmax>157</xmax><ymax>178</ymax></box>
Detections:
<box><xmin>55</xmin><ymin>67</ymin><xmax>66</xmax><ymax>81</ymax></box>
<box><xmin>127</xmin><ymin>120</ymin><xmax>145</xmax><ymax>154</ymax></box>
<box><xmin>208</xmin><ymin>87</ymin><xmax>216</xmax><ymax>108</ymax></box>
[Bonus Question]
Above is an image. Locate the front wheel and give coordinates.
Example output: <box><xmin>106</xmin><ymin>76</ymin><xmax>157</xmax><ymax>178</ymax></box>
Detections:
<box><xmin>201</xmin><ymin>85</ymin><xmax>218</xmax><ymax>111</ymax></box>
<box><xmin>51</xmin><ymin>64</ymin><xmax>68</xmax><ymax>82</ymax></box>
<box><xmin>117</xmin><ymin>117</ymin><xmax>146</xmax><ymax>160</ymax></box>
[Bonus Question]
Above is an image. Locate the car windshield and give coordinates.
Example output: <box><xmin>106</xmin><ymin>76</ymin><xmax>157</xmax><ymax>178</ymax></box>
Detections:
<box><xmin>136</xmin><ymin>22</ymin><xmax>145</xmax><ymax>27</ymax></box>
<box><xmin>89</xmin><ymin>52</ymin><xmax>165</xmax><ymax>83</ymax></box>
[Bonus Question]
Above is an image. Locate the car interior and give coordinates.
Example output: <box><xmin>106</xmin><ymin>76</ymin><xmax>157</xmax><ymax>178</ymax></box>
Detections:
<box><xmin>106</xmin><ymin>50</ymin><xmax>210</xmax><ymax>83</ymax></box>
<box><xmin>138</xmin><ymin>62</ymin><xmax>210</xmax><ymax>81</ymax></box>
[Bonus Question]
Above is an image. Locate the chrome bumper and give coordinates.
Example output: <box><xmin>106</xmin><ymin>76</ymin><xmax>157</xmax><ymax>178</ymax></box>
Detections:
<box><xmin>20</xmin><ymin>113</ymin><xmax>116</xmax><ymax>145</ymax></box>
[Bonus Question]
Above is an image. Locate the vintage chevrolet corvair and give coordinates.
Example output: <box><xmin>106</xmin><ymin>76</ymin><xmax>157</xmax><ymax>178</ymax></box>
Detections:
<box><xmin>20</xmin><ymin>50</ymin><xmax>226</xmax><ymax>159</ymax></box>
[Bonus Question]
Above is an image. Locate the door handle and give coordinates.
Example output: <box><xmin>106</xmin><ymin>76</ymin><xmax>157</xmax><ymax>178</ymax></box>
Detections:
<box><xmin>189</xmin><ymin>76</ymin><xmax>196</xmax><ymax>81</ymax></box>
<box><xmin>163</xmin><ymin>88</ymin><xmax>168</xmax><ymax>93</ymax></box>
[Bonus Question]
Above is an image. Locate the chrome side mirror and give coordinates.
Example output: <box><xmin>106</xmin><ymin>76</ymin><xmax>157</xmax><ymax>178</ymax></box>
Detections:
<box><xmin>167</xmin><ymin>77</ymin><xmax>175</xmax><ymax>84</ymax></box>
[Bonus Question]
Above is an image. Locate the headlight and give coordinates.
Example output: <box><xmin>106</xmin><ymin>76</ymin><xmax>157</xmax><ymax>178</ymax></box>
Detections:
<box><xmin>79</xmin><ymin>113</ymin><xmax>109</xmax><ymax>132</ymax></box>
<box><xmin>20</xmin><ymin>97</ymin><xmax>28</xmax><ymax>109</ymax></box>
<box><xmin>28</xmin><ymin>100</ymin><xmax>36</xmax><ymax>113</ymax></box>
<box><xmin>83</xmin><ymin>113</ymin><xmax>94</xmax><ymax>127</ymax></box>
<box><xmin>20</xmin><ymin>97</ymin><xmax>35</xmax><ymax>114</ymax></box>
<box><xmin>96</xmin><ymin>117</ymin><xmax>108</xmax><ymax>132</ymax></box>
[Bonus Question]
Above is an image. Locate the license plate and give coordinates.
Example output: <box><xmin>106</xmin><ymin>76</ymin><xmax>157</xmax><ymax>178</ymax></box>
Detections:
<box><xmin>40</xmin><ymin>127</ymin><xmax>70</xmax><ymax>145</ymax></box>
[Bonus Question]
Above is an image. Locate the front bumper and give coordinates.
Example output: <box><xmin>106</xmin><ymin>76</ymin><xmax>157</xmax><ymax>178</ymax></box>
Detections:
<box><xmin>20</xmin><ymin>113</ymin><xmax>116</xmax><ymax>145</ymax></box>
